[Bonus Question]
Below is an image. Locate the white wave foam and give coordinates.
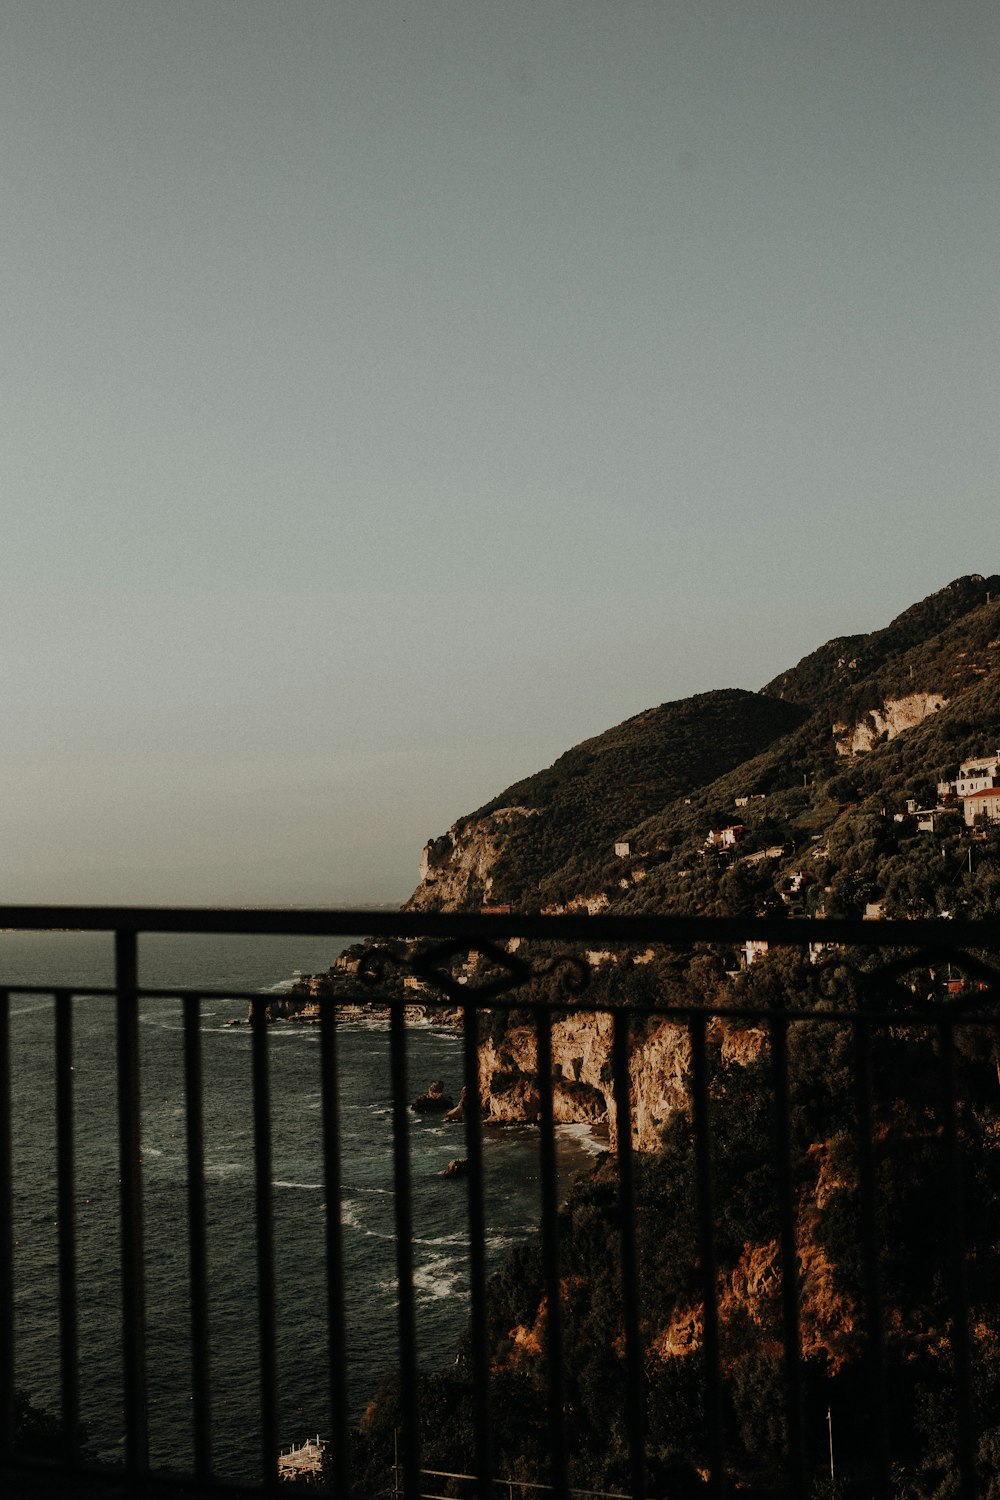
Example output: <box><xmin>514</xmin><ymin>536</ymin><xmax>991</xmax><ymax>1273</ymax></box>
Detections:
<box><xmin>272</xmin><ymin>1180</ymin><xmax>322</xmax><ymax>1191</ymax></box>
<box><xmin>555</xmin><ymin>1123</ymin><xmax>606</xmax><ymax>1156</ymax></box>
<box><xmin>340</xmin><ymin>1200</ymin><xmax>359</xmax><ymax>1229</ymax></box>
<box><xmin>413</xmin><ymin>1255</ymin><xmax>465</xmax><ymax>1301</ymax></box>
<box><xmin>340</xmin><ymin>1200</ymin><xmax>392</xmax><ymax>1239</ymax></box>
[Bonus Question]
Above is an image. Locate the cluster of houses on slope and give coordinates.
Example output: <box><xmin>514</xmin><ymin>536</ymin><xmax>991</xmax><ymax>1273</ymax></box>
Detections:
<box><xmin>898</xmin><ymin>752</ymin><xmax>1000</xmax><ymax>833</ymax></box>
<box><xmin>938</xmin><ymin>751</ymin><xmax>1000</xmax><ymax>826</ymax></box>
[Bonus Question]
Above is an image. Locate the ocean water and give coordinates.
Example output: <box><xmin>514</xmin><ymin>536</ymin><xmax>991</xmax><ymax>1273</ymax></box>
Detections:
<box><xmin>3</xmin><ymin>931</ymin><xmax>602</xmax><ymax>1478</ymax></box>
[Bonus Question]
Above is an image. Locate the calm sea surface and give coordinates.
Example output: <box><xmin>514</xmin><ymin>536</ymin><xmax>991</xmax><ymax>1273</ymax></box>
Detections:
<box><xmin>4</xmin><ymin>930</ymin><xmax>600</xmax><ymax>1478</ymax></box>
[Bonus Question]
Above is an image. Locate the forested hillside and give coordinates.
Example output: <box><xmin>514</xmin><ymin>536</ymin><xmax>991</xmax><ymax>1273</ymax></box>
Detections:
<box><xmin>409</xmin><ymin>574</ymin><xmax>1000</xmax><ymax>919</ymax></box>
<box><xmin>349</xmin><ymin>575</ymin><xmax>1000</xmax><ymax>1499</ymax></box>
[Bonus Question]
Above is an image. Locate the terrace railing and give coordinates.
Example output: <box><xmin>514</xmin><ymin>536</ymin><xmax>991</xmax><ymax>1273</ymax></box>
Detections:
<box><xmin>1</xmin><ymin>907</ymin><xmax>999</xmax><ymax>1499</ymax></box>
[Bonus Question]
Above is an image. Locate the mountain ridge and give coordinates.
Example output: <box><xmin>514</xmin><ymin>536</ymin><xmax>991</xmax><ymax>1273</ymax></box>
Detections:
<box><xmin>406</xmin><ymin>574</ymin><xmax>1000</xmax><ymax>920</ymax></box>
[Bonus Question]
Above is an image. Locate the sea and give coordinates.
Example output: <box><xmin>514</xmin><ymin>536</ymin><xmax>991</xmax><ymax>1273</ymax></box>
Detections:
<box><xmin>4</xmin><ymin>930</ymin><xmax>603</xmax><ymax>1478</ymax></box>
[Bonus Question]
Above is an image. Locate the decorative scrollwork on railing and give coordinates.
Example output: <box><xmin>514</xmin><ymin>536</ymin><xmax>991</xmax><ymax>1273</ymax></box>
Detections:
<box><xmin>355</xmin><ymin>936</ymin><xmax>592</xmax><ymax>1004</ymax></box>
<box><xmin>811</xmin><ymin>944</ymin><xmax>1000</xmax><ymax>1013</ymax></box>
<box><xmin>532</xmin><ymin>953</ymin><xmax>591</xmax><ymax>997</ymax></box>
<box><xmin>409</xmin><ymin>938</ymin><xmax>533</xmax><ymax>1001</ymax></box>
<box><xmin>356</xmin><ymin>945</ymin><xmax>407</xmax><ymax>989</ymax></box>
<box><xmin>864</xmin><ymin>945</ymin><xmax>1000</xmax><ymax>1012</ymax></box>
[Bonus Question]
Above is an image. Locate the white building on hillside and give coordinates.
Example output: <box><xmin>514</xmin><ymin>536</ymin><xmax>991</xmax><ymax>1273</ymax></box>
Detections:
<box><xmin>962</xmin><ymin>788</ymin><xmax>1000</xmax><ymax>827</ymax></box>
<box><xmin>939</xmin><ymin>752</ymin><xmax>1000</xmax><ymax>799</ymax></box>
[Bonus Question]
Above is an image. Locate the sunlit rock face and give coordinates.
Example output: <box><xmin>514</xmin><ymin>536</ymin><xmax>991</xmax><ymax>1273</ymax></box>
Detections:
<box><xmin>408</xmin><ymin>806</ymin><xmax>541</xmax><ymax>911</ymax></box>
<box><xmin>833</xmin><ymin>691</ymin><xmax>948</xmax><ymax>755</ymax></box>
<box><xmin>476</xmin><ymin>1010</ymin><xmax>692</xmax><ymax>1152</ymax></box>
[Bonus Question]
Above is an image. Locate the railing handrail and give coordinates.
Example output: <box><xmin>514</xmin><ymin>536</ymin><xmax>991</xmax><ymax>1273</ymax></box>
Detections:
<box><xmin>0</xmin><ymin>901</ymin><xmax>996</xmax><ymax>949</ymax></box>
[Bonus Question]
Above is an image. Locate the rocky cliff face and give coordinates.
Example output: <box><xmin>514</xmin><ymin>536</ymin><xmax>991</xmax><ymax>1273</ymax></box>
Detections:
<box><xmin>396</xmin><ymin>575</ymin><xmax>1000</xmax><ymax>1141</ymax></box>
<box><xmin>407</xmin><ymin>806</ymin><xmax>540</xmax><ymax>911</ymax></box>
<box><xmin>833</xmin><ymin>691</ymin><xmax>948</xmax><ymax>754</ymax></box>
<box><xmin>477</xmin><ymin>1009</ymin><xmax>696</xmax><ymax>1152</ymax></box>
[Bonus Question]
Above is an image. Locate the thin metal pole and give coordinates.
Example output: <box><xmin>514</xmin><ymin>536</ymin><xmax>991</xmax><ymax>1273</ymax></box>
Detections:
<box><xmin>938</xmin><ymin>1021</ymin><xmax>976</xmax><ymax>1499</ymax></box>
<box><xmin>115</xmin><ymin>929</ymin><xmax>149</xmax><ymax>1476</ymax></box>
<box><xmin>827</xmin><ymin>1406</ymin><xmax>834</xmax><ymax>1487</ymax></box>
<box><xmin>689</xmin><ymin>1015</ymin><xmax>726</xmax><ymax>1496</ymax></box>
<box><xmin>320</xmin><ymin>997</ymin><xmax>351</xmax><ymax>1498</ymax></box>
<box><xmin>463</xmin><ymin>1004</ymin><xmax>493</xmax><ymax>1500</ymax></box>
<box><xmin>611</xmin><ymin>1009</ymin><xmax>645</xmax><ymax>1500</ymax></box>
<box><xmin>389</xmin><ymin>1002</ymin><xmax>421</xmax><ymax>1500</ymax></box>
<box><xmin>852</xmin><ymin>1018</ymin><xmax>889</xmax><ymax>1498</ymax></box>
<box><xmin>54</xmin><ymin>990</ymin><xmax>80</xmax><ymax>1463</ymax></box>
<box><xmin>250</xmin><ymin>995</ymin><xmax>279</xmax><ymax>1487</ymax></box>
<box><xmin>0</xmin><ymin>990</ymin><xmax>13</xmax><ymax>1460</ymax></box>
<box><xmin>770</xmin><ymin>1018</ymin><xmax>805</xmax><ymax>1493</ymax></box>
<box><xmin>182</xmin><ymin>995</ymin><xmax>212</xmax><ymax>1479</ymax></box>
<box><xmin>536</xmin><ymin>1010</ymin><xmax>568</xmax><ymax>1500</ymax></box>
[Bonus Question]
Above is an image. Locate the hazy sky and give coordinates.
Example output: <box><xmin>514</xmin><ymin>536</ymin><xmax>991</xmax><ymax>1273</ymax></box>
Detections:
<box><xmin>1</xmin><ymin>0</ymin><xmax>998</xmax><ymax>905</ymax></box>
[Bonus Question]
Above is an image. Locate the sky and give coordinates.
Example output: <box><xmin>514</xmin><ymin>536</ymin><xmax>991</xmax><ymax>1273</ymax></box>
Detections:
<box><xmin>1</xmin><ymin>0</ymin><xmax>998</xmax><ymax>906</ymax></box>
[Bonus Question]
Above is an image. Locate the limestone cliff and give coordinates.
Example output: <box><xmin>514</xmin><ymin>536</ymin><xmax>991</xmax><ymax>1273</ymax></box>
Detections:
<box><xmin>407</xmin><ymin>807</ymin><xmax>541</xmax><ymax>911</ymax></box>
<box><xmin>477</xmin><ymin>1010</ymin><xmax>695</xmax><ymax>1152</ymax></box>
<box><xmin>394</xmin><ymin>573</ymin><xmax>1000</xmax><ymax>1137</ymax></box>
<box><xmin>833</xmin><ymin>691</ymin><xmax>948</xmax><ymax>755</ymax></box>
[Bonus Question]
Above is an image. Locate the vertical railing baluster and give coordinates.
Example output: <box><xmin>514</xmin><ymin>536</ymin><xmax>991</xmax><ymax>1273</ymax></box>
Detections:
<box><xmin>54</xmin><ymin>991</ymin><xmax>80</xmax><ymax>1464</ymax></box>
<box><xmin>463</xmin><ymin>1002</ymin><xmax>493</xmax><ymax>1500</ymax></box>
<box><xmin>250</xmin><ymin>994</ymin><xmax>279</xmax><ymax>1487</ymax></box>
<box><xmin>535</xmin><ymin>1009</ymin><xmax>568</xmax><ymax>1500</ymax></box>
<box><xmin>770</xmin><ymin>1017</ymin><xmax>805</xmax><ymax>1494</ymax></box>
<box><xmin>852</xmin><ymin>1017</ymin><xmax>889</xmax><ymax>1499</ymax></box>
<box><xmin>0</xmin><ymin>990</ymin><xmax>13</xmax><ymax>1461</ymax></box>
<box><xmin>689</xmin><ymin>1014</ymin><xmax>726</xmax><ymax>1497</ymax></box>
<box><xmin>320</xmin><ymin>996</ymin><xmax>350</xmax><ymax>1498</ymax></box>
<box><xmin>939</xmin><ymin>1020</ymin><xmax>976</xmax><ymax>1500</ymax></box>
<box><xmin>115</xmin><ymin>929</ymin><xmax>149</xmax><ymax>1476</ymax></box>
<box><xmin>182</xmin><ymin>994</ymin><xmax>212</xmax><ymax>1480</ymax></box>
<box><xmin>611</xmin><ymin>1008</ymin><xmax>645</xmax><ymax>1500</ymax></box>
<box><xmin>389</xmin><ymin>1000</ymin><xmax>420</xmax><ymax>1500</ymax></box>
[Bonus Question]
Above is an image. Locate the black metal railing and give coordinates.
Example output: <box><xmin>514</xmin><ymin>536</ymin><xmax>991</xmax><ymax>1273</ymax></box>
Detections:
<box><xmin>1</xmin><ymin>907</ymin><xmax>999</xmax><ymax>1499</ymax></box>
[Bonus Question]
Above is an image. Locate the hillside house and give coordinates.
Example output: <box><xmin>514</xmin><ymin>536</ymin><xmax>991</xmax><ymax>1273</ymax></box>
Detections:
<box><xmin>962</xmin><ymin>788</ymin><xmax>1000</xmax><ymax>827</ymax></box>
<box><xmin>779</xmin><ymin>870</ymin><xmax>813</xmax><ymax>911</ymax></box>
<box><xmin>742</xmin><ymin>939</ymin><xmax>769</xmax><ymax>967</ymax></box>
<box><xmin>938</xmin><ymin>751</ymin><xmax>1000</xmax><ymax>800</ymax></box>
<box><xmin>705</xmin><ymin>824</ymin><xmax>744</xmax><ymax>850</ymax></box>
<box><xmin>614</xmin><ymin>841</ymin><xmax>631</xmax><ymax>857</ymax></box>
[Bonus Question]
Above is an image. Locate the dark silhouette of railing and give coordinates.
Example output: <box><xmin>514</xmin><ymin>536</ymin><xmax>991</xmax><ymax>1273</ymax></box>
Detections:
<box><xmin>1</xmin><ymin>906</ymin><xmax>999</xmax><ymax>1499</ymax></box>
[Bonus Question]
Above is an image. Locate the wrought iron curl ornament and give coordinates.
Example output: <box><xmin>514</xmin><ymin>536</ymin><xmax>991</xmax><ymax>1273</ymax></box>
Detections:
<box><xmin>356</xmin><ymin>945</ymin><xmax>407</xmax><ymax>989</ymax></box>
<box><xmin>858</xmin><ymin>944</ymin><xmax>1000</xmax><ymax>1014</ymax></box>
<box><xmin>532</xmin><ymin>952</ymin><xmax>591</xmax><ymax>998</ymax></box>
<box><xmin>809</xmin><ymin>944</ymin><xmax>1000</xmax><ymax>1015</ymax></box>
<box><xmin>355</xmin><ymin>936</ymin><xmax>592</xmax><ymax>1004</ymax></box>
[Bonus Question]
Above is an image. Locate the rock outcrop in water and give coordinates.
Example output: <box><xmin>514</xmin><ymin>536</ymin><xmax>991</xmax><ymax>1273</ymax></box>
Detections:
<box><xmin>412</xmin><ymin>1080</ymin><xmax>454</xmax><ymax>1114</ymax></box>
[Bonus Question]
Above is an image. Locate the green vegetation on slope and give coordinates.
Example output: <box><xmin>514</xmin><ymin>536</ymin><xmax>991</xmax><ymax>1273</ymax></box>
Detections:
<box><xmin>455</xmin><ymin>690</ymin><xmax>809</xmax><ymax>906</ymax></box>
<box><xmin>413</xmin><ymin>576</ymin><xmax>1000</xmax><ymax>920</ymax></box>
<box><xmin>352</xmin><ymin>952</ymin><xmax>1000</xmax><ymax>1497</ymax></box>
